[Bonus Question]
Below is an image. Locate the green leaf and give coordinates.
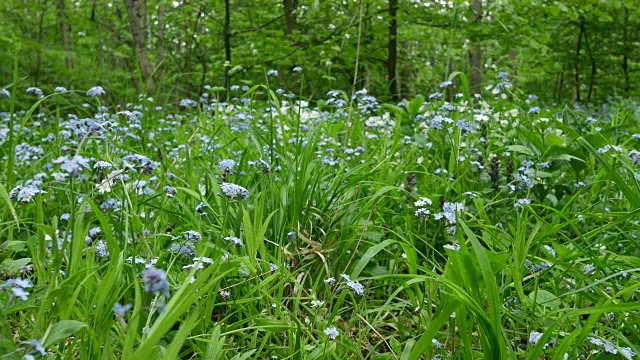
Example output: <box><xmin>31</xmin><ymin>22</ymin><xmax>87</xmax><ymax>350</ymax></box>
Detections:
<box><xmin>230</xmin><ymin>350</ymin><xmax>257</xmax><ymax>360</ymax></box>
<box><xmin>0</xmin><ymin>257</ymin><xmax>31</xmax><ymax>275</ymax></box>
<box><xmin>350</xmin><ymin>239</ymin><xmax>396</xmax><ymax>279</ymax></box>
<box><xmin>0</xmin><ymin>182</ymin><xmax>19</xmax><ymax>225</ymax></box>
<box><xmin>410</xmin><ymin>301</ymin><xmax>457</xmax><ymax>357</ymax></box>
<box><xmin>528</xmin><ymin>290</ymin><xmax>561</xmax><ymax>308</ymax></box>
<box><xmin>40</xmin><ymin>320</ymin><xmax>87</xmax><ymax>348</ymax></box>
<box><xmin>505</xmin><ymin>145</ymin><xmax>535</xmax><ymax>157</ymax></box>
<box><xmin>205</xmin><ymin>325</ymin><xmax>225</xmax><ymax>359</ymax></box>
<box><xmin>407</xmin><ymin>95</ymin><xmax>424</xmax><ymax>119</ymax></box>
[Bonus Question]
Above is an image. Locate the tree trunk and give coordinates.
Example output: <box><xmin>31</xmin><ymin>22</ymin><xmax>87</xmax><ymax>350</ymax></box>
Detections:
<box><xmin>558</xmin><ymin>70</ymin><xmax>564</xmax><ymax>102</ymax></box>
<box><xmin>401</xmin><ymin>41</ymin><xmax>412</xmax><ymax>98</ymax></box>
<box><xmin>469</xmin><ymin>0</ymin><xmax>482</xmax><ymax>96</ymax></box>
<box><xmin>583</xmin><ymin>28</ymin><xmax>596</xmax><ymax>103</ymax></box>
<box><xmin>283</xmin><ymin>0</ymin><xmax>296</xmax><ymax>35</ymax></box>
<box><xmin>509</xmin><ymin>48</ymin><xmax>517</xmax><ymax>88</ymax></box>
<box><xmin>96</xmin><ymin>0</ymin><xmax>104</xmax><ymax>79</ymax></box>
<box><xmin>56</xmin><ymin>0</ymin><xmax>74</xmax><ymax>71</ymax></box>
<box><xmin>35</xmin><ymin>1</ymin><xmax>47</xmax><ymax>86</ymax></box>
<box><xmin>123</xmin><ymin>0</ymin><xmax>153</xmax><ymax>89</ymax></box>
<box><xmin>448</xmin><ymin>56</ymin><xmax>454</xmax><ymax>102</ymax></box>
<box><xmin>143</xmin><ymin>0</ymin><xmax>150</xmax><ymax>42</ymax></box>
<box><xmin>157</xmin><ymin>2</ymin><xmax>166</xmax><ymax>66</ymax></box>
<box><xmin>223</xmin><ymin>0</ymin><xmax>232</xmax><ymax>96</ymax></box>
<box><xmin>387</xmin><ymin>0</ymin><xmax>398</xmax><ymax>101</ymax></box>
<box><xmin>574</xmin><ymin>18</ymin><xmax>584</xmax><ymax>103</ymax></box>
<box><xmin>622</xmin><ymin>6</ymin><xmax>630</xmax><ymax>94</ymax></box>
<box><xmin>184</xmin><ymin>5</ymin><xmax>204</xmax><ymax>80</ymax></box>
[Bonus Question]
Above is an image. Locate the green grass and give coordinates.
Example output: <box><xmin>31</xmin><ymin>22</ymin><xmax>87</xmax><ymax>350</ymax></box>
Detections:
<box><xmin>0</xmin><ymin>79</ymin><xmax>639</xmax><ymax>359</ymax></box>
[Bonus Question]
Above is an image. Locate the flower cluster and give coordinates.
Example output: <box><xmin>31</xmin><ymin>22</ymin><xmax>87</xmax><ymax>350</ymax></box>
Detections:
<box><xmin>9</xmin><ymin>185</ymin><xmax>45</xmax><ymax>203</ymax></box>
<box><xmin>142</xmin><ymin>267</ymin><xmax>170</xmax><ymax>297</ymax></box>
<box><xmin>1</xmin><ymin>278</ymin><xmax>33</xmax><ymax>300</ymax></box>
<box><xmin>220</xmin><ymin>182</ymin><xmax>249</xmax><ymax>200</ymax></box>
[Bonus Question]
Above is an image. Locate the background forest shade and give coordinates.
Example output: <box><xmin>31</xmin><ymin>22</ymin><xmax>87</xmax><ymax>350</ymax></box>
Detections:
<box><xmin>0</xmin><ymin>0</ymin><xmax>638</xmax><ymax>104</ymax></box>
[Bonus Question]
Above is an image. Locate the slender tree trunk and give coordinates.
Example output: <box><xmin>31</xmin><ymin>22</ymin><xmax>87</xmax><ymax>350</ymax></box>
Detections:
<box><xmin>387</xmin><ymin>0</ymin><xmax>398</xmax><ymax>101</ymax></box>
<box><xmin>401</xmin><ymin>41</ymin><xmax>412</xmax><ymax>98</ymax></box>
<box><xmin>469</xmin><ymin>0</ymin><xmax>482</xmax><ymax>96</ymax></box>
<box><xmin>35</xmin><ymin>1</ymin><xmax>47</xmax><ymax>86</ymax></box>
<box><xmin>558</xmin><ymin>70</ymin><xmax>564</xmax><ymax>102</ymax></box>
<box><xmin>199</xmin><ymin>52</ymin><xmax>208</xmax><ymax>94</ymax></box>
<box><xmin>57</xmin><ymin>0</ymin><xmax>74</xmax><ymax>71</ymax></box>
<box><xmin>363</xmin><ymin>1</ymin><xmax>371</xmax><ymax>91</ymax></box>
<box><xmin>123</xmin><ymin>0</ymin><xmax>154</xmax><ymax>89</ymax></box>
<box><xmin>157</xmin><ymin>2</ymin><xmax>166</xmax><ymax>66</ymax></box>
<box><xmin>223</xmin><ymin>0</ymin><xmax>232</xmax><ymax>96</ymax></box>
<box><xmin>184</xmin><ymin>5</ymin><xmax>204</xmax><ymax>80</ymax></box>
<box><xmin>509</xmin><ymin>48</ymin><xmax>517</xmax><ymax>88</ymax></box>
<box><xmin>574</xmin><ymin>18</ymin><xmax>584</xmax><ymax>103</ymax></box>
<box><xmin>283</xmin><ymin>0</ymin><xmax>296</xmax><ymax>35</ymax></box>
<box><xmin>143</xmin><ymin>0</ymin><xmax>150</xmax><ymax>42</ymax></box>
<box><xmin>583</xmin><ymin>28</ymin><xmax>596</xmax><ymax>103</ymax></box>
<box><xmin>448</xmin><ymin>56</ymin><xmax>454</xmax><ymax>102</ymax></box>
<box><xmin>622</xmin><ymin>6</ymin><xmax>630</xmax><ymax>94</ymax></box>
<box><xmin>97</xmin><ymin>0</ymin><xmax>104</xmax><ymax>79</ymax></box>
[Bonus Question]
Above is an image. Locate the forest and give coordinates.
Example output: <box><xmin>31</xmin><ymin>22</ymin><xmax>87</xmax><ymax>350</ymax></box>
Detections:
<box><xmin>1</xmin><ymin>0</ymin><xmax>639</xmax><ymax>359</ymax></box>
<box><xmin>0</xmin><ymin>0</ymin><xmax>638</xmax><ymax>103</ymax></box>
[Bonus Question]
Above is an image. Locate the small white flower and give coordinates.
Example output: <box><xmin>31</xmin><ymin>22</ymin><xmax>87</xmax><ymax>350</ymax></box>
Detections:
<box><xmin>347</xmin><ymin>281</ymin><xmax>364</xmax><ymax>296</ymax></box>
<box><xmin>219</xmin><ymin>159</ymin><xmax>236</xmax><ymax>172</ymax></box>
<box><xmin>223</xmin><ymin>236</ymin><xmax>242</xmax><ymax>247</ymax></box>
<box><xmin>588</xmin><ymin>337</ymin><xmax>603</xmax><ymax>346</ymax></box>
<box><xmin>620</xmin><ymin>347</ymin><xmax>635</xmax><ymax>359</ymax></box>
<box><xmin>443</xmin><ymin>243</ymin><xmax>460</xmax><ymax>251</ymax></box>
<box><xmin>543</xmin><ymin>245</ymin><xmax>557</xmax><ymax>258</ymax></box>
<box><xmin>603</xmin><ymin>341</ymin><xmax>617</xmax><ymax>354</ymax></box>
<box><xmin>414</xmin><ymin>197</ymin><xmax>433</xmax><ymax>208</ymax></box>
<box><xmin>86</xmin><ymin>86</ymin><xmax>105</xmax><ymax>97</ymax></box>
<box><xmin>324</xmin><ymin>327</ymin><xmax>339</xmax><ymax>340</ymax></box>
<box><xmin>583</xmin><ymin>264</ymin><xmax>596</xmax><ymax>275</ymax></box>
<box><xmin>220</xmin><ymin>182</ymin><xmax>249</xmax><ymax>200</ymax></box>
<box><xmin>529</xmin><ymin>331</ymin><xmax>543</xmax><ymax>346</ymax></box>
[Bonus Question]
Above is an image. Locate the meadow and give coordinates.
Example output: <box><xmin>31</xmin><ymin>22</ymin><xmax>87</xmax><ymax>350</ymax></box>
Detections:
<box><xmin>1</xmin><ymin>71</ymin><xmax>639</xmax><ymax>359</ymax></box>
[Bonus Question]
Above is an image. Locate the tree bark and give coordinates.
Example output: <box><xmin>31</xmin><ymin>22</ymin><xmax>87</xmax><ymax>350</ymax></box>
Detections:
<box><xmin>123</xmin><ymin>0</ymin><xmax>154</xmax><ymax>89</ymax></box>
<box><xmin>574</xmin><ymin>18</ymin><xmax>584</xmax><ymax>103</ymax></box>
<box><xmin>469</xmin><ymin>0</ymin><xmax>482</xmax><ymax>96</ymax></box>
<box><xmin>387</xmin><ymin>0</ymin><xmax>398</xmax><ymax>101</ymax></box>
<box><xmin>184</xmin><ymin>5</ymin><xmax>204</xmax><ymax>78</ymax></box>
<box><xmin>35</xmin><ymin>1</ymin><xmax>47</xmax><ymax>86</ymax></box>
<box><xmin>583</xmin><ymin>27</ymin><xmax>596</xmax><ymax>102</ymax></box>
<box><xmin>622</xmin><ymin>6</ymin><xmax>630</xmax><ymax>94</ymax></box>
<box><xmin>283</xmin><ymin>0</ymin><xmax>296</xmax><ymax>35</ymax></box>
<box><xmin>448</xmin><ymin>56</ymin><xmax>454</xmax><ymax>102</ymax></box>
<box><xmin>56</xmin><ymin>0</ymin><xmax>74</xmax><ymax>71</ymax></box>
<box><xmin>223</xmin><ymin>0</ymin><xmax>232</xmax><ymax>96</ymax></box>
<box><xmin>157</xmin><ymin>1</ymin><xmax>166</xmax><ymax>65</ymax></box>
<box><xmin>509</xmin><ymin>48</ymin><xmax>517</xmax><ymax>88</ymax></box>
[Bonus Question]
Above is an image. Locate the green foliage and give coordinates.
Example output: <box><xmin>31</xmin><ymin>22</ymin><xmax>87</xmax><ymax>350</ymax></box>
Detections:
<box><xmin>1</xmin><ymin>0</ymin><xmax>638</xmax><ymax>103</ymax></box>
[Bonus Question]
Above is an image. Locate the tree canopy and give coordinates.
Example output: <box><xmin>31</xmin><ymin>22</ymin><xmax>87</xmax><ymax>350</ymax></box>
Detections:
<box><xmin>1</xmin><ymin>0</ymin><xmax>638</xmax><ymax>103</ymax></box>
